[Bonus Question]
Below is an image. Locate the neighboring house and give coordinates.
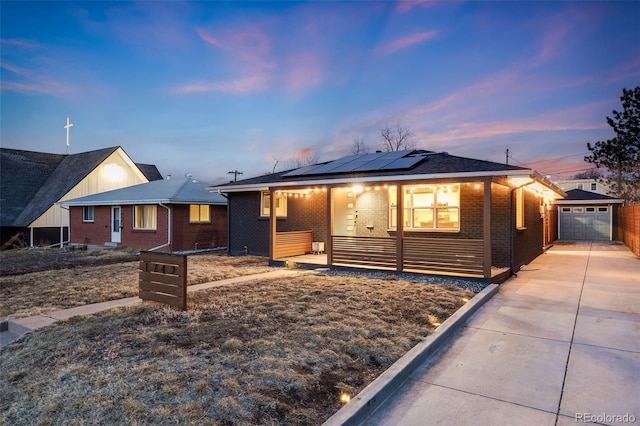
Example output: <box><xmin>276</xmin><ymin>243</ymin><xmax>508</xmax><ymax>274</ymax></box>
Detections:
<box><xmin>214</xmin><ymin>150</ymin><xmax>565</xmax><ymax>282</ymax></box>
<box><xmin>555</xmin><ymin>189</ymin><xmax>623</xmax><ymax>241</ymax></box>
<box><xmin>60</xmin><ymin>178</ymin><xmax>227</xmax><ymax>251</ymax></box>
<box><xmin>554</xmin><ymin>178</ymin><xmax>612</xmax><ymax>196</ymax></box>
<box><xmin>0</xmin><ymin>146</ymin><xmax>162</xmax><ymax>249</ymax></box>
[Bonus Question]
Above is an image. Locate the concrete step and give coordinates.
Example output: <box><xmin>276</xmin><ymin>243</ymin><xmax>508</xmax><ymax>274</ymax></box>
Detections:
<box><xmin>0</xmin><ymin>330</ymin><xmax>20</xmax><ymax>347</ymax></box>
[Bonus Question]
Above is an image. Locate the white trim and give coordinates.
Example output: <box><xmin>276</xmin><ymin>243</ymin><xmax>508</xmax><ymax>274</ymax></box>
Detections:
<box><xmin>213</xmin><ymin>169</ymin><xmax>536</xmax><ymax>193</ymax></box>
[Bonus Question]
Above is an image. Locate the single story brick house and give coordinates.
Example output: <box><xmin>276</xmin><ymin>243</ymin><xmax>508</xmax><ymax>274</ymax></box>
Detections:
<box><xmin>0</xmin><ymin>146</ymin><xmax>162</xmax><ymax>249</ymax></box>
<box><xmin>60</xmin><ymin>177</ymin><xmax>227</xmax><ymax>251</ymax></box>
<box><xmin>554</xmin><ymin>189</ymin><xmax>624</xmax><ymax>241</ymax></box>
<box><xmin>214</xmin><ymin>150</ymin><xmax>564</xmax><ymax>282</ymax></box>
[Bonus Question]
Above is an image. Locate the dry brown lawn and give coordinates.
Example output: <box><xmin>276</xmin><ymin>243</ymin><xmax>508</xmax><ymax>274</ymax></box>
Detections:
<box><xmin>1</xmin><ymin>273</ymin><xmax>474</xmax><ymax>425</ymax></box>
<box><xmin>0</xmin><ymin>249</ymin><xmax>271</xmax><ymax>319</ymax></box>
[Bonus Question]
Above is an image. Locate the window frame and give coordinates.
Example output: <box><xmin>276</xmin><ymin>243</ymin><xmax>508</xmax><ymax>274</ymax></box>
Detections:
<box><xmin>82</xmin><ymin>206</ymin><xmax>95</xmax><ymax>222</ymax></box>
<box><xmin>189</xmin><ymin>204</ymin><xmax>211</xmax><ymax>223</ymax></box>
<box><xmin>261</xmin><ymin>191</ymin><xmax>287</xmax><ymax>217</ymax></box>
<box><xmin>591</xmin><ymin>183</ymin><xmax>597</xmax><ymax>191</ymax></box>
<box><xmin>388</xmin><ymin>184</ymin><xmax>460</xmax><ymax>231</ymax></box>
<box><xmin>133</xmin><ymin>205</ymin><xmax>157</xmax><ymax>230</ymax></box>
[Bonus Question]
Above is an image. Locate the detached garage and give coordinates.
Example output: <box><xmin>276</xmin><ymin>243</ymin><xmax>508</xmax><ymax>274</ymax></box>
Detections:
<box><xmin>555</xmin><ymin>189</ymin><xmax>623</xmax><ymax>241</ymax></box>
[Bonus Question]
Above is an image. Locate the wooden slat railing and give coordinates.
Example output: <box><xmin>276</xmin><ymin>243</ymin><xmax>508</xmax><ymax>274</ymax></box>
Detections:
<box><xmin>618</xmin><ymin>204</ymin><xmax>640</xmax><ymax>256</ymax></box>
<box><xmin>403</xmin><ymin>237</ymin><xmax>484</xmax><ymax>276</ymax></box>
<box><xmin>274</xmin><ymin>230</ymin><xmax>313</xmax><ymax>258</ymax></box>
<box><xmin>332</xmin><ymin>236</ymin><xmax>397</xmax><ymax>269</ymax></box>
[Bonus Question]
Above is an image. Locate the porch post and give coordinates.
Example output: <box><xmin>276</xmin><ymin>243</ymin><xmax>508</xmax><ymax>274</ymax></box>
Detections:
<box><xmin>269</xmin><ymin>188</ymin><xmax>276</xmax><ymax>260</ymax></box>
<box><xmin>326</xmin><ymin>186</ymin><xmax>333</xmax><ymax>265</ymax></box>
<box><xmin>483</xmin><ymin>178</ymin><xmax>492</xmax><ymax>278</ymax></box>
<box><xmin>396</xmin><ymin>184</ymin><xmax>403</xmax><ymax>271</ymax></box>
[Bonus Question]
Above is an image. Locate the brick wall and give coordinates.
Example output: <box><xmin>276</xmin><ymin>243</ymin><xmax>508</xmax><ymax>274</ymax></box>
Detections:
<box><xmin>228</xmin><ymin>192</ymin><xmax>270</xmax><ymax>256</ymax></box>
<box><xmin>121</xmin><ymin>205</ymin><xmax>168</xmax><ymax>250</ymax></box>
<box><xmin>491</xmin><ymin>184</ymin><xmax>511</xmax><ymax>267</ymax></box>
<box><xmin>69</xmin><ymin>206</ymin><xmax>112</xmax><ymax>245</ymax></box>
<box><xmin>277</xmin><ymin>192</ymin><xmax>327</xmax><ymax>243</ymax></box>
<box><xmin>513</xmin><ymin>190</ymin><xmax>544</xmax><ymax>270</ymax></box>
<box><xmin>171</xmin><ymin>204</ymin><xmax>227</xmax><ymax>251</ymax></box>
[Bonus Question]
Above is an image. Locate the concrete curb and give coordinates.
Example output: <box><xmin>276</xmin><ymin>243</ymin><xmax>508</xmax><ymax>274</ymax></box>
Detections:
<box><xmin>322</xmin><ymin>283</ymin><xmax>499</xmax><ymax>426</ymax></box>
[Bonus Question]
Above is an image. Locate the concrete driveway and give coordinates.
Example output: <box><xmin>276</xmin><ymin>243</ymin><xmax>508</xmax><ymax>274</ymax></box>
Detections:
<box><xmin>366</xmin><ymin>241</ymin><xmax>639</xmax><ymax>425</ymax></box>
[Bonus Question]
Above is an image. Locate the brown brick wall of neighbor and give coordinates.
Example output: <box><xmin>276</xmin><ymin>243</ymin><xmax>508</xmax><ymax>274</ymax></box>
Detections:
<box><xmin>170</xmin><ymin>204</ymin><xmax>227</xmax><ymax>251</ymax></box>
<box><xmin>513</xmin><ymin>189</ymin><xmax>544</xmax><ymax>270</ymax></box>
<box><xmin>70</xmin><ymin>206</ymin><xmax>113</xmax><ymax>245</ymax></box>
<box><xmin>122</xmin><ymin>205</ymin><xmax>169</xmax><ymax>250</ymax></box>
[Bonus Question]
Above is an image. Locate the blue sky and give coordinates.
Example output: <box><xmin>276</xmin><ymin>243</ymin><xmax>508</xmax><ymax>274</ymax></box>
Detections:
<box><xmin>1</xmin><ymin>1</ymin><xmax>639</xmax><ymax>184</ymax></box>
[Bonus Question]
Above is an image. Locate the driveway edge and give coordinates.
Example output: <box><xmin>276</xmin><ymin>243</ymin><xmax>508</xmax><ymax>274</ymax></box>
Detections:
<box><xmin>323</xmin><ymin>283</ymin><xmax>499</xmax><ymax>426</ymax></box>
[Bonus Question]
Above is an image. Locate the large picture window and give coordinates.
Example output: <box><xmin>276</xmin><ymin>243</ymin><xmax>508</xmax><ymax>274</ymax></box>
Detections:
<box><xmin>83</xmin><ymin>206</ymin><xmax>94</xmax><ymax>222</ymax></box>
<box><xmin>389</xmin><ymin>184</ymin><xmax>460</xmax><ymax>230</ymax></box>
<box><xmin>190</xmin><ymin>204</ymin><xmax>210</xmax><ymax>223</ymax></box>
<box><xmin>134</xmin><ymin>205</ymin><xmax>157</xmax><ymax>229</ymax></box>
<box><xmin>261</xmin><ymin>192</ymin><xmax>287</xmax><ymax>217</ymax></box>
<box><xmin>515</xmin><ymin>188</ymin><xmax>525</xmax><ymax>229</ymax></box>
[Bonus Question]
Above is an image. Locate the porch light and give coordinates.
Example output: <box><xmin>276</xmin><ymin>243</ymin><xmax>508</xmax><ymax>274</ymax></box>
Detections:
<box><xmin>352</xmin><ymin>185</ymin><xmax>363</xmax><ymax>194</ymax></box>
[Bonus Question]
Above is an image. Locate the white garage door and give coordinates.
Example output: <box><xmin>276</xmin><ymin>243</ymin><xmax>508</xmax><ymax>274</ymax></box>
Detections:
<box><xmin>559</xmin><ymin>206</ymin><xmax>611</xmax><ymax>240</ymax></box>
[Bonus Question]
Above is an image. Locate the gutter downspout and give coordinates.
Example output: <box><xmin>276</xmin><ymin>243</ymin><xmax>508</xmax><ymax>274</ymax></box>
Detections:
<box><xmin>149</xmin><ymin>203</ymin><xmax>171</xmax><ymax>251</ymax></box>
<box><xmin>59</xmin><ymin>205</ymin><xmax>71</xmax><ymax>248</ymax></box>
<box><xmin>510</xmin><ymin>179</ymin><xmax>537</xmax><ymax>276</ymax></box>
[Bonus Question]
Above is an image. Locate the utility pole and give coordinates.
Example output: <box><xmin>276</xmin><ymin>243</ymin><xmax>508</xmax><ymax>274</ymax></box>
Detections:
<box><xmin>228</xmin><ymin>170</ymin><xmax>243</xmax><ymax>182</ymax></box>
<box><xmin>505</xmin><ymin>148</ymin><xmax>509</xmax><ymax>165</ymax></box>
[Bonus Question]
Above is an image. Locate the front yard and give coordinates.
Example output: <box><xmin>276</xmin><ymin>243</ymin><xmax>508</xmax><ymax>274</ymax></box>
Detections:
<box><xmin>1</xmin><ymin>248</ymin><xmax>476</xmax><ymax>424</ymax></box>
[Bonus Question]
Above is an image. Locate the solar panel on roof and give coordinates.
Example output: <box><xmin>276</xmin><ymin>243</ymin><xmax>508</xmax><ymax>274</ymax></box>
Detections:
<box><xmin>379</xmin><ymin>156</ymin><xmax>425</xmax><ymax>170</ymax></box>
<box><xmin>282</xmin><ymin>150</ymin><xmax>426</xmax><ymax>177</ymax></box>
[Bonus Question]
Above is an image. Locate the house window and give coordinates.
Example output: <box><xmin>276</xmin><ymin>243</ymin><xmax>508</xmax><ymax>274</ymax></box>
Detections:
<box><xmin>389</xmin><ymin>184</ymin><xmax>460</xmax><ymax>230</ymax></box>
<box><xmin>83</xmin><ymin>206</ymin><xmax>94</xmax><ymax>222</ymax></box>
<box><xmin>190</xmin><ymin>204</ymin><xmax>210</xmax><ymax>223</ymax></box>
<box><xmin>134</xmin><ymin>205</ymin><xmax>157</xmax><ymax>229</ymax></box>
<box><xmin>261</xmin><ymin>192</ymin><xmax>287</xmax><ymax>217</ymax></box>
<box><xmin>591</xmin><ymin>183</ymin><xmax>597</xmax><ymax>191</ymax></box>
<box><xmin>515</xmin><ymin>188</ymin><xmax>525</xmax><ymax>229</ymax></box>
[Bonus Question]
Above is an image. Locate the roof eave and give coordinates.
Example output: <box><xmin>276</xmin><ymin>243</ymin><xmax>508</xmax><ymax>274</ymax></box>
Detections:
<box><xmin>211</xmin><ymin>169</ymin><xmax>535</xmax><ymax>193</ymax></box>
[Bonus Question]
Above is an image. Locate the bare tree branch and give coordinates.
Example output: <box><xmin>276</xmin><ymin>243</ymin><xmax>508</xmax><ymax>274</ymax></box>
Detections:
<box><xmin>351</xmin><ymin>137</ymin><xmax>369</xmax><ymax>155</ymax></box>
<box><xmin>380</xmin><ymin>123</ymin><xmax>415</xmax><ymax>151</ymax></box>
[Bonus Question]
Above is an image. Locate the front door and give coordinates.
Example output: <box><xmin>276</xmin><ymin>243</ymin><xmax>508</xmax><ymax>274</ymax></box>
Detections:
<box><xmin>111</xmin><ymin>206</ymin><xmax>121</xmax><ymax>243</ymax></box>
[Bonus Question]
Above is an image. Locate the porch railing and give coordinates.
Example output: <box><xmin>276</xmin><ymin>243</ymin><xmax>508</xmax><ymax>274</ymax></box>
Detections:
<box><xmin>274</xmin><ymin>230</ymin><xmax>313</xmax><ymax>258</ymax></box>
<box><xmin>403</xmin><ymin>237</ymin><xmax>484</xmax><ymax>276</ymax></box>
<box><xmin>332</xmin><ymin>236</ymin><xmax>397</xmax><ymax>269</ymax></box>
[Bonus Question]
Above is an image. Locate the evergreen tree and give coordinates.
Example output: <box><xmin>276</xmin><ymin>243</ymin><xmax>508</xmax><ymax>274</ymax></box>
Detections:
<box><xmin>585</xmin><ymin>86</ymin><xmax>640</xmax><ymax>203</ymax></box>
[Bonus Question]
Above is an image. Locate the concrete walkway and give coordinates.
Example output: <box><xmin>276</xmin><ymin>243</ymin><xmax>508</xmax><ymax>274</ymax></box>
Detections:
<box><xmin>0</xmin><ymin>268</ymin><xmax>308</xmax><ymax>348</ymax></box>
<box><xmin>362</xmin><ymin>241</ymin><xmax>639</xmax><ymax>425</ymax></box>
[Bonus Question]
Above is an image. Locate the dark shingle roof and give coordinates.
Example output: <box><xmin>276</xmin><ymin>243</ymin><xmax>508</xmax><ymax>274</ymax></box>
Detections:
<box><xmin>563</xmin><ymin>188</ymin><xmax>621</xmax><ymax>201</ymax></box>
<box><xmin>0</xmin><ymin>148</ymin><xmax>64</xmax><ymax>227</ymax></box>
<box><xmin>216</xmin><ymin>151</ymin><xmax>528</xmax><ymax>189</ymax></box>
<box><xmin>136</xmin><ymin>163</ymin><xmax>163</xmax><ymax>181</ymax></box>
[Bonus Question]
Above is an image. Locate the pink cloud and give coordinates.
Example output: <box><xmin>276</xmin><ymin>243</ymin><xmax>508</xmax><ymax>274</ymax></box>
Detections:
<box><xmin>196</xmin><ymin>26</ymin><xmax>276</xmax><ymax>70</ymax></box>
<box><xmin>173</xmin><ymin>73</ymin><xmax>269</xmax><ymax>94</ymax></box>
<box><xmin>395</xmin><ymin>0</ymin><xmax>439</xmax><ymax>14</ymax></box>
<box><xmin>0</xmin><ymin>62</ymin><xmax>74</xmax><ymax>95</ymax></box>
<box><xmin>285</xmin><ymin>52</ymin><xmax>323</xmax><ymax>92</ymax></box>
<box><xmin>1</xmin><ymin>38</ymin><xmax>41</xmax><ymax>49</ymax></box>
<box><xmin>377</xmin><ymin>31</ymin><xmax>438</xmax><ymax>56</ymax></box>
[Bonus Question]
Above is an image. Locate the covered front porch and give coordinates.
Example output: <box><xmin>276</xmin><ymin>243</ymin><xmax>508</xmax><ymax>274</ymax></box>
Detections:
<box><xmin>266</xmin><ymin>178</ymin><xmax>515</xmax><ymax>281</ymax></box>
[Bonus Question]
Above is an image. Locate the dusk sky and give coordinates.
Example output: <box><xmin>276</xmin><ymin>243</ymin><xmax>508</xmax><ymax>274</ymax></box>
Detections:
<box><xmin>1</xmin><ymin>1</ymin><xmax>639</xmax><ymax>184</ymax></box>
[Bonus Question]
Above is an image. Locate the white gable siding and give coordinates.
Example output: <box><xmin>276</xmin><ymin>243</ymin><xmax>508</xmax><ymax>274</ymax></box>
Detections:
<box><xmin>30</xmin><ymin>148</ymin><xmax>149</xmax><ymax>228</ymax></box>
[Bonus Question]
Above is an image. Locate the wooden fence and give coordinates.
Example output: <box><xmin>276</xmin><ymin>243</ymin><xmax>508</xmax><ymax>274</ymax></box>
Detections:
<box><xmin>332</xmin><ymin>236</ymin><xmax>397</xmax><ymax>269</ymax></box>
<box><xmin>404</xmin><ymin>237</ymin><xmax>484</xmax><ymax>276</ymax></box>
<box><xmin>618</xmin><ymin>204</ymin><xmax>640</xmax><ymax>256</ymax></box>
<box><xmin>139</xmin><ymin>251</ymin><xmax>188</xmax><ymax>310</ymax></box>
<box><xmin>273</xmin><ymin>230</ymin><xmax>313</xmax><ymax>258</ymax></box>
